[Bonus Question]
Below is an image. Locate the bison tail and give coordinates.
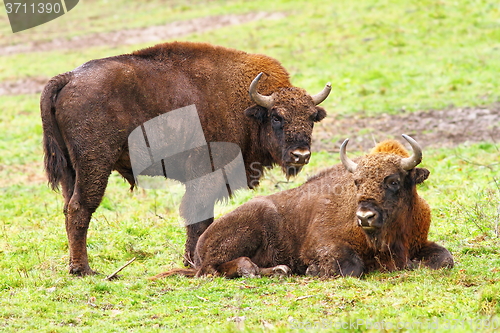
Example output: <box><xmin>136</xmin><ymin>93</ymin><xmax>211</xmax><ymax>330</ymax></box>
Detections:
<box><xmin>40</xmin><ymin>72</ymin><xmax>72</xmax><ymax>191</ymax></box>
<box><xmin>148</xmin><ymin>268</ymin><xmax>198</xmax><ymax>280</ymax></box>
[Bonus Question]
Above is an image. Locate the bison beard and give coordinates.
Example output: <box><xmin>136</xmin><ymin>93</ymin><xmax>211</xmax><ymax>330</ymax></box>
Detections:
<box><xmin>40</xmin><ymin>41</ymin><xmax>330</xmax><ymax>276</ymax></box>
<box><xmin>151</xmin><ymin>135</ymin><xmax>454</xmax><ymax>279</ymax></box>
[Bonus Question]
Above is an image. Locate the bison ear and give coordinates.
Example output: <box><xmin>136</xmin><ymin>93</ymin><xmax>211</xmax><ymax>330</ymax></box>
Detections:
<box><xmin>314</xmin><ymin>106</ymin><xmax>327</xmax><ymax>122</ymax></box>
<box><xmin>413</xmin><ymin>168</ymin><xmax>430</xmax><ymax>184</ymax></box>
<box><xmin>244</xmin><ymin>105</ymin><xmax>268</xmax><ymax>123</ymax></box>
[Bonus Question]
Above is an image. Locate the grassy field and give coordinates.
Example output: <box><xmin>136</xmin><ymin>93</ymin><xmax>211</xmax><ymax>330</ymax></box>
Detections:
<box><xmin>0</xmin><ymin>0</ymin><xmax>499</xmax><ymax>331</ymax></box>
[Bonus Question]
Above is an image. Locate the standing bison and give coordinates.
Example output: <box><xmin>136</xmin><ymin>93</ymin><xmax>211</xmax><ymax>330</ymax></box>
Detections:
<box><xmin>40</xmin><ymin>41</ymin><xmax>331</xmax><ymax>276</ymax></box>
<box><xmin>152</xmin><ymin>135</ymin><xmax>453</xmax><ymax>279</ymax></box>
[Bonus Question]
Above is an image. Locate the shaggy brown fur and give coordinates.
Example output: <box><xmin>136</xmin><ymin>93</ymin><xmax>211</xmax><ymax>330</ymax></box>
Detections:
<box><xmin>41</xmin><ymin>41</ymin><xmax>329</xmax><ymax>276</ymax></box>
<box><xmin>370</xmin><ymin>139</ymin><xmax>410</xmax><ymax>157</ymax></box>
<box><xmin>151</xmin><ymin>138</ymin><xmax>454</xmax><ymax>279</ymax></box>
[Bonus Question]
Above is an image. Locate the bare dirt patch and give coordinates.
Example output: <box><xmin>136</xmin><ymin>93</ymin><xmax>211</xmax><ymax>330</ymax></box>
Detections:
<box><xmin>313</xmin><ymin>103</ymin><xmax>500</xmax><ymax>151</ymax></box>
<box><xmin>0</xmin><ymin>12</ymin><xmax>285</xmax><ymax>97</ymax></box>
<box><xmin>0</xmin><ymin>160</ymin><xmax>46</xmax><ymax>187</ymax></box>
<box><xmin>0</xmin><ymin>12</ymin><xmax>285</xmax><ymax>57</ymax></box>
<box><xmin>0</xmin><ymin>76</ymin><xmax>50</xmax><ymax>96</ymax></box>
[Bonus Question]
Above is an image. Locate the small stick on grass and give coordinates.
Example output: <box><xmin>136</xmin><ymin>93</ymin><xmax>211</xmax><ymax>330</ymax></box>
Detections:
<box><xmin>105</xmin><ymin>257</ymin><xmax>136</xmax><ymax>280</ymax></box>
<box><xmin>295</xmin><ymin>295</ymin><xmax>314</xmax><ymax>301</ymax></box>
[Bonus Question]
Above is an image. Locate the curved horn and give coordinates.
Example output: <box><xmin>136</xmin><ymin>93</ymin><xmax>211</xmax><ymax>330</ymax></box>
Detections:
<box><xmin>249</xmin><ymin>72</ymin><xmax>275</xmax><ymax>109</ymax></box>
<box><xmin>400</xmin><ymin>134</ymin><xmax>423</xmax><ymax>170</ymax></box>
<box><xmin>340</xmin><ymin>138</ymin><xmax>358</xmax><ymax>173</ymax></box>
<box><xmin>311</xmin><ymin>82</ymin><xmax>332</xmax><ymax>105</ymax></box>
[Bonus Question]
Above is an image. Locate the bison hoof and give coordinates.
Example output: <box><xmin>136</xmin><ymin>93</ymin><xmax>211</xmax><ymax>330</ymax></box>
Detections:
<box><xmin>183</xmin><ymin>257</ymin><xmax>195</xmax><ymax>268</ymax></box>
<box><xmin>259</xmin><ymin>265</ymin><xmax>291</xmax><ymax>277</ymax></box>
<box><xmin>427</xmin><ymin>255</ymin><xmax>455</xmax><ymax>270</ymax></box>
<box><xmin>238</xmin><ymin>267</ymin><xmax>259</xmax><ymax>278</ymax></box>
<box><xmin>235</xmin><ymin>257</ymin><xmax>260</xmax><ymax>278</ymax></box>
<box><xmin>69</xmin><ymin>266</ymin><xmax>98</xmax><ymax>277</ymax></box>
<box><xmin>305</xmin><ymin>263</ymin><xmax>320</xmax><ymax>276</ymax></box>
<box><xmin>439</xmin><ymin>257</ymin><xmax>455</xmax><ymax>269</ymax></box>
<box><xmin>272</xmin><ymin>265</ymin><xmax>291</xmax><ymax>276</ymax></box>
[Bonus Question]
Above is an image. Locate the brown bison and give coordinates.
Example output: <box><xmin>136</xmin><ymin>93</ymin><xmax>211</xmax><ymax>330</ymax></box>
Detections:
<box><xmin>152</xmin><ymin>135</ymin><xmax>453</xmax><ymax>279</ymax></box>
<box><xmin>40</xmin><ymin>41</ymin><xmax>331</xmax><ymax>276</ymax></box>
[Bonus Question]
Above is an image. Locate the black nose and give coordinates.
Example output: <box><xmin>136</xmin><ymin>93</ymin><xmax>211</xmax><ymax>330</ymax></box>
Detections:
<box><xmin>356</xmin><ymin>210</ymin><xmax>378</xmax><ymax>227</ymax></box>
<box><xmin>290</xmin><ymin>149</ymin><xmax>311</xmax><ymax>164</ymax></box>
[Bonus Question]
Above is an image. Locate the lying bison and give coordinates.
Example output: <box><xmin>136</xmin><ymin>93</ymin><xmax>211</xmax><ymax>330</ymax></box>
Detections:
<box><xmin>152</xmin><ymin>135</ymin><xmax>453</xmax><ymax>279</ymax></box>
<box><xmin>41</xmin><ymin>41</ymin><xmax>331</xmax><ymax>276</ymax></box>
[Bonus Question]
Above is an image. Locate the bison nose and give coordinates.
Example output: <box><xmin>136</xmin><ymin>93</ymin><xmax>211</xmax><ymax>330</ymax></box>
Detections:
<box><xmin>290</xmin><ymin>149</ymin><xmax>311</xmax><ymax>165</ymax></box>
<box><xmin>356</xmin><ymin>210</ymin><xmax>377</xmax><ymax>228</ymax></box>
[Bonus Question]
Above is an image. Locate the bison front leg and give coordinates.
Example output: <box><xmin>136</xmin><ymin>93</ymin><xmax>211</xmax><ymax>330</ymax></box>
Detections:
<box><xmin>180</xmin><ymin>177</ymin><xmax>223</xmax><ymax>267</ymax></box>
<box><xmin>413</xmin><ymin>241</ymin><xmax>454</xmax><ymax>270</ymax></box>
<box><xmin>305</xmin><ymin>243</ymin><xmax>365</xmax><ymax>278</ymax></box>
<box><xmin>184</xmin><ymin>218</ymin><xmax>213</xmax><ymax>266</ymax></box>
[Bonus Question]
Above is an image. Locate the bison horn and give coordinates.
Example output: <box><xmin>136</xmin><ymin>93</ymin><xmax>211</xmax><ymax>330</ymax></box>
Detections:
<box><xmin>340</xmin><ymin>138</ymin><xmax>358</xmax><ymax>173</ymax></box>
<box><xmin>400</xmin><ymin>134</ymin><xmax>423</xmax><ymax>170</ymax></box>
<box><xmin>249</xmin><ymin>72</ymin><xmax>275</xmax><ymax>109</ymax></box>
<box><xmin>311</xmin><ymin>82</ymin><xmax>332</xmax><ymax>105</ymax></box>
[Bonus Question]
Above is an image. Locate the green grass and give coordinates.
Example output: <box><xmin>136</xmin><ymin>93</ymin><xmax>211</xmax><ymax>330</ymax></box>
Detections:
<box><xmin>1</xmin><ymin>144</ymin><xmax>499</xmax><ymax>332</ymax></box>
<box><xmin>1</xmin><ymin>0</ymin><xmax>499</xmax><ymax>331</ymax></box>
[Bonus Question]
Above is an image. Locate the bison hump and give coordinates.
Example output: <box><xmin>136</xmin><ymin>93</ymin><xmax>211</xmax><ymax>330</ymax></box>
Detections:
<box><xmin>370</xmin><ymin>140</ymin><xmax>410</xmax><ymax>158</ymax></box>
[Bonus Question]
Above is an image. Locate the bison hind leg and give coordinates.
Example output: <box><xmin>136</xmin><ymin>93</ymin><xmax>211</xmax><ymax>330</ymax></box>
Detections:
<box><xmin>219</xmin><ymin>257</ymin><xmax>260</xmax><ymax>278</ymax></box>
<box><xmin>259</xmin><ymin>265</ymin><xmax>292</xmax><ymax>277</ymax></box>
<box><xmin>217</xmin><ymin>258</ymin><xmax>292</xmax><ymax>278</ymax></box>
<box><xmin>197</xmin><ymin>257</ymin><xmax>260</xmax><ymax>278</ymax></box>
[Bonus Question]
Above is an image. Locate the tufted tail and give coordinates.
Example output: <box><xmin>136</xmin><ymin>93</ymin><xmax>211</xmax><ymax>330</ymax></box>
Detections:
<box><xmin>40</xmin><ymin>72</ymin><xmax>72</xmax><ymax>191</ymax></box>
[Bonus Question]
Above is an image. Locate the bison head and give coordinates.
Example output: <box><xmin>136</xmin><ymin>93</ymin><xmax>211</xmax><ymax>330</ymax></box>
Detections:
<box><xmin>245</xmin><ymin>73</ymin><xmax>331</xmax><ymax>178</ymax></box>
<box><xmin>340</xmin><ymin>135</ymin><xmax>430</xmax><ymax>235</ymax></box>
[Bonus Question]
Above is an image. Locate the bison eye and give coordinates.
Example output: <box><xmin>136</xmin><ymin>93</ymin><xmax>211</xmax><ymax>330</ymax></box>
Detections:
<box><xmin>271</xmin><ymin>115</ymin><xmax>283</xmax><ymax>127</ymax></box>
<box><xmin>384</xmin><ymin>174</ymin><xmax>401</xmax><ymax>192</ymax></box>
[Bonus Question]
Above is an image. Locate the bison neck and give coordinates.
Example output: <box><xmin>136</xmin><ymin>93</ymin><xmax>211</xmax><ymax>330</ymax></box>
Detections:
<box><xmin>363</xmin><ymin>194</ymin><xmax>428</xmax><ymax>271</ymax></box>
<box><xmin>241</xmin><ymin>122</ymin><xmax>282</xmax><ymax>189</ymax></box>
